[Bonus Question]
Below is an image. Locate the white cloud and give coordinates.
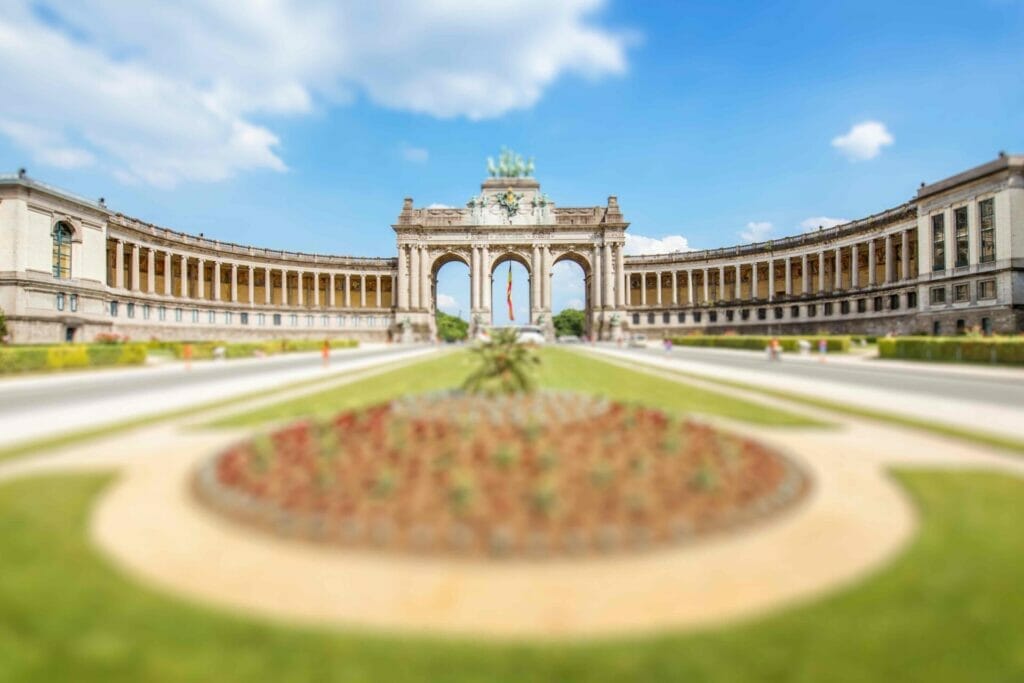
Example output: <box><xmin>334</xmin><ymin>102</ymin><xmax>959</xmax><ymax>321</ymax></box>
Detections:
<box><xmin>624</xmin><ymin>233</ymin><xmax>693</xmax><ymax>255</ymax></box>
<box><xmin>800</xmin><ymin>216</ymin><xmax>849</xmax><ymax>231</ymax></box>
<box><xmin>831</xmin><ymin>121</ymin><xmax>894</xmax><ymax>161</ymax></box>
<box><xmin>426</xmin><ymin>203</ymin><xmax>453</xmax><ymax>209</ymax></box>
<box><xmin>401</xmin><ymin>144</ymin><xmax>429</xmax><ymax>164</ymax></box>
<box><xmin>0</xmin><ymin>1</ymin><xmax>630</xmax><ymax>187</ymax></box>
<box><xmin>0</xmin><ymin>120</ymin><xmax>96</xmax><ymax>169</ymax></box>
<box><xmin>739</xmin><ymin>221</ymin><xmax>773</xmax><ymax>243</ymax></box>
<box><xmin>436</xmin><ymin>293</ymin><xmax>459</xmax><ymax>311</ymax></box>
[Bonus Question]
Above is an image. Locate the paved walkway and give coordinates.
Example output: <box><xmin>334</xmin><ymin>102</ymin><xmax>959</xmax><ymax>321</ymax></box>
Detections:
<box><xmin>1</xmin><ymin>354</ymin><xmax>1022</xmax><ymax>641</ymax></box>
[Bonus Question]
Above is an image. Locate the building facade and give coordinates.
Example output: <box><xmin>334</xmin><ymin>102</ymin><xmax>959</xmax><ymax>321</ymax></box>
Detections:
<box><xmin>1</xmin><ymin>153</ymin><xmax>1022</xmax><ymax>344</ymax></box>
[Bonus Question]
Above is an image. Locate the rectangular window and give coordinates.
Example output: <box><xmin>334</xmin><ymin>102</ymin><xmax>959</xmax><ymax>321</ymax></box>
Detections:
<box><xmin>70</xmin><ymin>293</ymin><xmax>78</xmax><ymax>312</ymax></box>
<box><xmin>337</xmin><ymin>314</ymin><xmax>346</xmax><ymax>327</ymax></box>
<box><xmin>190</xmin><ymin>309</ymin><xmax>198</xmax><ymax>323</ymax></box>
<box><xmin>142</xmin><ymin>304</ymin><xmax>150</xmax><ymax>320</ymax></box>
<box><xmin>631</xmin><ymin>313</ymin><xmax>640</xmax><ymax>325</ymax></box>
<box><xmin>158</xmin><ymin>306</ymin><xmax>166</xmax><ymax>321</ymax></box>
<box><xmin>824</xmin><ymin>302</ymin><xmax>834</xmax><ymax>316</ymax></box>
<box><xmin>978</xmin><ymin>279</ymin><xmax>996</xmax><ymax>300</ymax></box>
<box><xmin>930</xmin><ymin>286</ymin><xmax>946</xmax><ymax>305</ymax></box>
<box><xmin>273</xmin><ymin>313</ymin><xmax>282</xmax><ymax>326</ymax></box>
<box><xmin>790</xmin><ymin>305</ymin><xmax>799</xmax><ymax>318</ymax></box>
<box><xmin>693</xmin><ymin>311</ymin><xmax>702</xmax><ymax>323</ymax></box>
<box><xmin>873</xmin><ymin>296</ymin><xmax>883</xmax><ymax>312</ymax></box>
<box><xmin>126</xmin><ymin>302</ymin><xmax>135</xmax><ymax>318</ymax></box>
<box><xmin>56</xmin><ymin>293</ymin><xmax>65</xmax><ymax>311</ymax></box>
<box><xmin>224</xmin><ymin>311</ymin><xmax>234</xmax><ymax>324</ymax></box>
<box><xmin>931</xmin><ymin>214</ymin><xmax>946</xmax><ymax>271</ymax></box>
<box><xmin>907</xmin><ymin>291</ymin><xmax>918</xmax><ymax>308</ymax></box>
<box><xmin>954</xmin><ymin>207</ymin><xmax>969</xmax><ymax>267</ymax></box>
<box><xmin>725</xmin><ymin>310</ymin><xmax>734</xmax><ymax>322</ymax></box>
<box><xmin>979</xmin><ymin>198</ymin><xmax>995</xmax><ymax>263</ymax></box>
<box><xmin>757</xmin><ymin>308</ymin><xmax>766</xmax><ymax>320</ymax></box>
<box><xmin>290</xmin><ymin>314</ymin><xmax>298</xmax><ymax>326</ymax></box>
<box><xmin>807</xmin><ymin>304</ymin><xmax>816</xmax><ymax>318</ymax></box>
<box><xmin>840</xmin><ymin>301</ymin><xmax>850</xmax><ymax>315</ymax></box>
<box><xmin>256</xmin><ymin>313</ymin><xmax>264</xmax><ymax>326</ymax></box>
<box><xmin>740</xmin><ymin>309</ymin><xmax>750</xmax><ymax>321</ymax></box>
<box><xmin>857</xmin><ymin>298</ymin><xmax>867</xmax><ymax>313</ymax></box>
<box><xmin>889</xmin><ymin>295</ymin><xmax>900</xmax><ymax>310</ymax></box>
<box><xmin>662</xmin><ymin>312</ymin><xmax>670</xmax><ymax>324</ymax></box>
<box><xmin>306</xmin><ymin>314</ymin><xmax>314</xmax><ymax>327</ymax></box>
<box><xmin>322</xmin><ymin>315</ymin><xmax>329</xmax><ymax>327</ymax></box>
<box><xmin>677</xmin><ymin>312</ymin><xmax>685</xmax><ymax>323</ymax></box>
<box><xmin>175</xmin><ymin>308</ymin><xmax>183</xmax><ymax>322</ymax></box>
<box><xmin>774</xmin><ymin>307</ymin><xmax>784</xmax><ymax>319</ymax></box>
<box><xmin>953</xmin><ymin>284</ymin><xmax>969</xmax><ymax>303</ymax></box>
<box><xmin>708</xmin><ymin>311</ymin><xmax>718</xmax><ymax>323</ymax></box>
<box><xmin>647</xmin><ymin>312</ymin><xmax>655</xmax><ymax>324</ymax></box>
<box><xmin>110</xmin><ymin>301</ymin><xmax>119</xmax><ymax>317</ymax></box>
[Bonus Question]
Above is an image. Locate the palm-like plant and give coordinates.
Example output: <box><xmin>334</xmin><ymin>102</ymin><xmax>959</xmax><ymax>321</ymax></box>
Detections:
<box><xmin>462</xmin><ymin>328</ymin><xmax>541</xmax><ymax>395</ymax></box>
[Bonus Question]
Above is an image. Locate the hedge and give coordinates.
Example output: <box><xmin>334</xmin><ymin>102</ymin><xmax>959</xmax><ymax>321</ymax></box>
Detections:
<box><xmin>669</xmin><ymin>335</ymin><xmax>851</xmax><ymax>353</ymax></box>
<box><xmin>878</xmin><ymin>337</ymin><xmax>1024</xmax><ymax>365</ymax></box>
<box><xmin>148</xmin><ymin>338</ymin><xmax>359</xmax><ymax>360</ymax></box>
<box><xmin>0</xmin><ymin>343</ymin><xmax>148</xmax><ymax>375</ymax></box>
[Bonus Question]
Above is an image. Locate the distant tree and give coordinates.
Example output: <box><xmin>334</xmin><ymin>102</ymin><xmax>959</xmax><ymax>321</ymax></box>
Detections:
<box><xmin>0</xmin><ymin>307</ymin><xmax>7</xmax><ymax>343</ymax></box>
<box><xmin>435</xmin><ymin>311</ymin><xmax>468</xmax><ymax>342</ymax></box>
<box><xmin>552</xmin><ymin>308</ymin><xmax>585</xmax><ymax>338</ymax></box>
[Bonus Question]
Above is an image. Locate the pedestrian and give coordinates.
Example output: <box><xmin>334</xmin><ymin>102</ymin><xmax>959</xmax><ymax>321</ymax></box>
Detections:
<box><xmin>183</xmin><ymin>342</ymin><xmax>193</xmax><ymax>371</ymax></box>
<box><xmin>663</xmin><ymin>337</ymin><xmax>673</xmax><ymax>354</ymax></box>
<box><xmin>818</xmin><ymin>338</ymin><xmax>827</xmax><ymax>362</ymax></box>
<box><xmin>770</xmin><ymin>337</ymin><xmax>781</xmax><ymax>361</ymax></box>
<box><xmin>321</xmin><ymin>339</ymin><xmax>330</xmax><ymax>367</ymax></box>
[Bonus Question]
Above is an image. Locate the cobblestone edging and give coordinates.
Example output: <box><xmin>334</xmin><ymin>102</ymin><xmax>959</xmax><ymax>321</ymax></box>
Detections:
<box><xmin>192</xmin><ymin>436</ymin><xmax>811</xmax><ymax>561</ymax></box>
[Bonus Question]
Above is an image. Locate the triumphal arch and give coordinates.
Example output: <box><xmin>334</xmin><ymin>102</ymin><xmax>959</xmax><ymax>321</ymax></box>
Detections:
<box><xmin>392</xmin><ymin>150</ymin><xmax>629</xmax><ymax>340</ymax></box>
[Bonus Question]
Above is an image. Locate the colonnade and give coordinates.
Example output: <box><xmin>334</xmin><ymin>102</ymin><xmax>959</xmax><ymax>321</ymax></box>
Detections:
<box><xmin>625</xmin><ymin>229</ymin><xmax>916</xmax><ymax>308</ymax></box>
<box><xmin>107</xmin><ymin>239</ymin><xmax>393</xmax><ymax>309</ymax></box>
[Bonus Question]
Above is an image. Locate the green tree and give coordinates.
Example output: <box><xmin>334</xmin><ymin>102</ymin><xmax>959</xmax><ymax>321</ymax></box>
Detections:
<box><xmin>0</xmin><ymin>307</ymin><xmax>7</xmax><ymax>343</ymax></box>
<box><xmin>435</xmin><ymin>311</ymin><xmax>468</xmax><ymax>342</ymax></box>
<box><xmin>462</xmin><ymin>328</ymin><xmax>541</xmax><ymax>395</ymax></box>
<box><xmin>552</xmin><ymin>308</ymin><xmax>585</xmax><ymax>338</ymax></box>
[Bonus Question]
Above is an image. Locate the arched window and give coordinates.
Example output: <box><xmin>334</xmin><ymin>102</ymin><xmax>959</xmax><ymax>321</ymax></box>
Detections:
<box><xmin>52</xmin><ymin>222</ymin><xmax>73</xmax><ymax>279</ymax></box>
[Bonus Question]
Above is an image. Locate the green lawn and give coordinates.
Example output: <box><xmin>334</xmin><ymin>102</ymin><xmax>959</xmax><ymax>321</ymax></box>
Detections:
<box><xmin>211</xmin><ymin>347</ymin><xmax>821</xmax><ymax>428</ymax></box>
<box><xmin>1</xmin><ymin>469</ymin><xmax>1022</xmax><ymax>681</ymax></box>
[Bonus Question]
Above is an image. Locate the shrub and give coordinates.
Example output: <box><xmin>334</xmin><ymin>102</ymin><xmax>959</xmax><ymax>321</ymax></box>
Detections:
<box><xmin>670</xmin><ymin>335</ymin><xmax>851</xmax><ymax>353</ymax></box>
<box><xmin>878</xmin><ymin>337</ymin><xmax>1024</xmax><ymax>365</ymax></box>
<box><xmin>0</xmin><ymin>342</ymin><xmax>147</xmax><ymax>374</ymax></box>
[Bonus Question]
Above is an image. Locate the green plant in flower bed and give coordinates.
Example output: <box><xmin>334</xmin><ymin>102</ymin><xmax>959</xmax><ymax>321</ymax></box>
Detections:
<box><xmin>878</xmin><ymin>336</ymin><xmax>1024</xmax><ymax>365</ymax></box>
<box><xmin>147</xmin><ymin>338</ymin><xmax>358</xmax><ymax>360</ymax></box>
<box><xmin>0</xmin><ymin>342</ymin><xmax>147</xmax><ymax>374</ymax></box>
<box><xmin>463</xmin><ymin>328</ymin><xmax>541</xmax><ymax>395</ymax></box>
<box><xmin>198</xmin><ymin>392</ymin><xmax>806</xmax><ymax>558</ymax></box>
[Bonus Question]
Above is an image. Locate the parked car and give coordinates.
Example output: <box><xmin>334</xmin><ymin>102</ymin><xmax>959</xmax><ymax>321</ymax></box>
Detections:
<box><xmin>628</xmin><ymin>333</ymin><xmax>648</xmax><ymax>348</ymax></box>
<box><xmin>516</xmin><ymin>325</ymin><xmax>546</xmax><ymax>345</ymax></box>
<box><xmin>557</xmin><ymin>335</ymin><xmax>581</xmax><ymax>344</ymax></box>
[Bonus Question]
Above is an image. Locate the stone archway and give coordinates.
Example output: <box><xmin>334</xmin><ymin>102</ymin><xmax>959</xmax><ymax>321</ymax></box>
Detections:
<box><xmin>428</xmin><ymin>250</ymin><xmax>471</xmax><ymax>317</ymax></box>
<box><xmin>485</xmin><ymin>249</ymin><xmax>533</xmax><ymax>327</ymax></box>
<box><xmin>551</xmin><ymin>250</ymin><xmax>594</xmax><ymax>337</ymax></box>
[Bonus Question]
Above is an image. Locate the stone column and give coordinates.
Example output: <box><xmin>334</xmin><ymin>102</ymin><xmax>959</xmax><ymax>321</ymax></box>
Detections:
<box><xmin>591</xmin><ymin>245</ymin><xmax>601</xmax><ymax>310</ymax></box>
<box><xmin>687</xmin><ymin>270</ymin><xmax>694</xmax><ymax>305</ymax></box>
<box><xmin>901</xmin><ymin>230</ymin><xmax>910</xmax><ymax>280</ymax></box>
<box><xmin>834</xmin><ymin>249</ymin><xmax>841</xmax><ymax>290</ymax></box>
<box><xmin>768</xmin><ymin>259</ymin><xmax>775</xmax><ymax>301</ymax></box>
<box><xmin>180</xmin><ymin>255</ymin><xmax>189</xmax><ymax>298</ymax></box>
<box><xmin>397</xmin><ymin>246</ymin><xmax>408</xmax><ymax>310</ymax></box>
<box><xmin>868</xmin><ymin>240</ymin><xmax>876</xmax><ymax>286</ymax></box>
<box><xmin>482</xmin><ymin>245</ymin><xmax>491</xmax><ymax>311</ymax></box>
<box><xmin>818</xmin><ymin>252</ymin><xmax>825</xmax><ymax>292</ymax></box>
<box><xmin>640</xmin><ymin>272</ymin><xmax>647</xmax><ymax>307</ymax></box>
<box><xmin>231</xmin><ymin>264</ymin><xmax>239</xmax><ymax>303</ymax></box>
<box><xmin>885</xmin><ymin>234</ymin><xmax>895</xmax><ymax>283</ymax></box>
<box><xmin>851</xmin><ymin>244</ymin><xmax>859</xmax><ymax>288</ymax></box>
<box><xmin>163</xmin><ymin>252</ymin><xmax>172</xmax><ymax>296</ymax></box>
<box><xmin>329</xmin><ymin>273</ymin><xmax>336</xmax><ymax>308</ymax></box>
<box><xmin>616</xmin><ymin>244</ymin><xmax>625</xmax><ymax>307</ymax></box>
<box><xmin>470</xmin><ymin>246</ymin><xmax>479</xmax><ymax>311</ymax></box>
<box><xmin>376</xmin><ymin>274</ymin><xmax>382</xmax><ymax>307</ymax></box>
<box><xmin>702</xmin><ymin>269</ymin><xmax>709</xmax><ymax>303</ymax></box>
<box><xmin>410</xmin><ymin>247</ymin><xmax>420</xmax><ymax>310</ymax></box>
<box><xmin>129</xmin><ymin>244</ymin><xmax>139</xmax><ymax>291</ymax></box>
<box><xmin>247</xmin><ymin>266</ymin><xmax>254</xmax><ymax>305</ymax></box>
<box><xmin>115</xmin><ymin>240</ymin><xmax>125</xmax><ymax>289</ymax></box>
<box><xmin>213</xmin><ymin>261</ymin><xmax>222</xmax><ymax>301</ymax></box>
<box><xmin>734</xmin><ymin>264</ymin><xmax>741</xmax><ymax>300</ymax></box>
<box><xmin>603</xmin><ymin>243</ymin><xmax>613</xmax><ymax>309</ymax></box>
<box><xmin>264</xmin><ymin>267</ymin><xmax>272</xmax><ymax>305</ymax></box>
<box><xmin>297</xmin><ymin>272</ymin><xmax>304</xmax><ymax>307</ymax></box>
<box><xmin>752</xmin><ymin>261</ymin><xmax>759</xmax><ymax>299</ymax></box>
<box><xmin>361</xmin><ymin>274</ymin><xmax>367</xmax><ymax>308</ymax></box>
<box><xmin>671</xmin><ymin>270</ymin><xmax>678</xmax><ymax>305</ymax></box>
<box><xmin>312</xmin><ymin>271</ymin><xmax>320</xmax><ymax>307</ymax></box>
<box><xmin>197</xmin><ymin>258</ymin><xmax>205</xmax><ymax>300</ymax></box>
<box><xmin>419</xmin><ymin>247</ymin><xmax>429</xmax><ymax>311</ymax></box>
<box><xmin>656</xmin><ymin>271</ymin><xmax>663</xmax><ymax>306</ymax></box>
<box><xmin>541</xmin><ymin>245</ymin><xmax>550</xmax><ymax>311</ymax></box>
<box><xmin>345</xmin><ymin>274</ymin><xmax>352</xmax><ymax>308</ymax></box>
<box><xmin>801</xmin><ymin>254</ymin><xmax>809</xmax><ymax>294</ymax></box>
<box><xmin>784</xmin><ymin>257</ymin><xmax>792</xmax><ymax>295</ymax></box>
<box><xmin>717</xmin><ymin>266</ymin><xmax>725</xmax><ymax>301</ymax></box>
<box><xmin>146</xmin><ymin>248</ymin><xmax>155</xmax><ymax>293</ymax></box>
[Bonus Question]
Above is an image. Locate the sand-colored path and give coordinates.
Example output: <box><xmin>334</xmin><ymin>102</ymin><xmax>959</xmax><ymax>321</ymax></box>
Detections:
<box><xmin>3</xmin><ymin>360</ymin><xmax>1023</xmax><ymax>640</ymax></box>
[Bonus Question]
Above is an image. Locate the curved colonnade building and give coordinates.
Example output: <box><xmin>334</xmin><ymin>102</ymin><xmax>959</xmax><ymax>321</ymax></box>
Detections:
<box><xmin>1</xmin><ymin>153</ymin><xmax>1022</xmax><ymax>343</ymax></box>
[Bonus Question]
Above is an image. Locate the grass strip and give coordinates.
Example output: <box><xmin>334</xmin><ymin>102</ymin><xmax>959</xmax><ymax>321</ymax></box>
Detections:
<box><xmin>0</xmin><ymin>469</ymin><xmax>1021</xmax><ymax>680</ymax></box>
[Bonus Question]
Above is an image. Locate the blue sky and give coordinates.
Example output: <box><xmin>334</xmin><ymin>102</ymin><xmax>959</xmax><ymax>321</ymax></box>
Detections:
<box><xmin>2</xmin><ymin>1</ymin><xmax>1022</xmax><ymax>322</ymax></box>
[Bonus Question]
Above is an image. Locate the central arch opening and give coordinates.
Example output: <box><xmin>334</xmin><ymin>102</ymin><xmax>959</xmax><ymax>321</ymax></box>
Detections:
<box><xmin>489</xmin><ymin>253</ymin><xmax>531</xmax><ymax>327</ymax></box>
<box><xmin>551</xmin><ymin>252</ymin><xmax>591</xmax><ymax>339</ymax></box>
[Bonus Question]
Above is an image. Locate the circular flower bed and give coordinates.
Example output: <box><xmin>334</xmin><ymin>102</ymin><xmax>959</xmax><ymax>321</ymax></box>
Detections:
<box><xmin>195</xmin><ymin>392</ymin><xmax>807</xmax><ymax>558</ymax></box>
